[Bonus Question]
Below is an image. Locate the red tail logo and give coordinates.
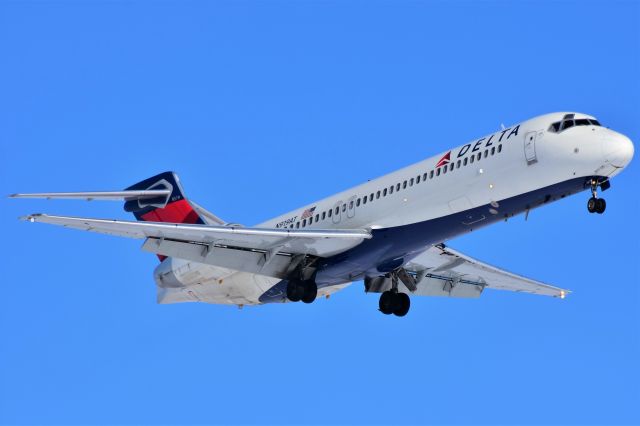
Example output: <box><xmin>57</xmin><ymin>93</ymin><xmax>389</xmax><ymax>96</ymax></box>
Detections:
<box><xmin>436</xmin><ymin>151</ymin><xmax>451</xmax><ymax>168</ymax></box>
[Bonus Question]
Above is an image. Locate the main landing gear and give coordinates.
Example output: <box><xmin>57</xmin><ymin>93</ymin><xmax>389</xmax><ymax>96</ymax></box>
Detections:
<box><xmin>286</xmin><ymin>279</ymin><xmax>317</xmax><ymax>304</ymax></box>
<box><xmin>378</xmin><ymin>272</ymin><xmax>411</xmax><ymax>317</ymax></box>
<box><xmin>587</xmin><ymin>179</ymin><xmax>606</xmax><ymax>214</ymax></box>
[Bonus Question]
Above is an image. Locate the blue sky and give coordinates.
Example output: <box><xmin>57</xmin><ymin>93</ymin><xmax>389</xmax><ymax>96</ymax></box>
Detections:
<box><xmin>1</xmin><ymin>1</ymin><xmax>638</xmax><ymax>424</ymax></box>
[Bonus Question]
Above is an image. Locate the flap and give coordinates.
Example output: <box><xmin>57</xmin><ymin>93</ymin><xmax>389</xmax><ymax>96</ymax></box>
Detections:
<box><xmin>404</xmin><ymin>244</ymin><xmax>569</xmax><ymax>298</ymax></box>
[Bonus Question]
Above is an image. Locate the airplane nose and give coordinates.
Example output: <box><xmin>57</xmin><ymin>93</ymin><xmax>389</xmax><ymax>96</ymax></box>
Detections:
<box><xmin>604</xmin><ymin>133</ymin><xmax>634</xmax><ymax>168</ymax></box>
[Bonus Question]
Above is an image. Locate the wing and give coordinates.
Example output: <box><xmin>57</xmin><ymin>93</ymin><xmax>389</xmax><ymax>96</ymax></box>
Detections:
<box><xmin>21</xmin><ymin>214</ymin><xmax>371</xmax><ymax>278</ymax></box>
<box><xmin>394</xmin><ymin>244</ymin><xmax>568</xmax><ymax>298</ymax></box>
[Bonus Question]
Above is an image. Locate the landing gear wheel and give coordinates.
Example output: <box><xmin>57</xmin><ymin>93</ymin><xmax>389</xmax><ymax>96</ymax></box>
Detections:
<box><xmin>301</xmin><ymin>280</ymin><xmax>318</xmax><ymax>304</ymax></box>
<box><xmin>286</xmin><ymin>280</ymin><xmax>304</xmax><ymax>302</ymax></box>
<box><xmin>587</xmin><ymin>197</ymin><xmax>598</xmax><ymax>213</ymax></box>
<box><xmin>393</xmin><ymin>292</ymin><xmax>410</xmax><ymax>317</ymax></box>
<box><xmin>379</xmin><ymin>291</ymin><xmax>395</xmax><ymax>315</ymax></box>
<box><xmin>378</xmin><ymin>291</ymin><xmax>411</xmax><ymax>316</ymax></box>
<box><xmin>595</xmin><ymin>198</ymin><xmax>606</xmax><ymax>214</ymax></box>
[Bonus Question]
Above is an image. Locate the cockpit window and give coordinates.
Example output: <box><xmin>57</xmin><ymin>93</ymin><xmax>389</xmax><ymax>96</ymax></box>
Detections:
<box><xmin>561</xmin><ymin>120</ymin><xmax>575</xmax><ymax>130</ymax></box>
<box><xmin>548</xmin><ymin>116</ymin><xmax>601</xmax><ymax>133</ymax></box>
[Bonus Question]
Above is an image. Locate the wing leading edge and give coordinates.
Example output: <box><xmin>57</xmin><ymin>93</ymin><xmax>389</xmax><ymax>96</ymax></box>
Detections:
<box><xmin>21</xmin><ymin>213</ymin><xmax>371</xmax><ymax>259</ymax></box>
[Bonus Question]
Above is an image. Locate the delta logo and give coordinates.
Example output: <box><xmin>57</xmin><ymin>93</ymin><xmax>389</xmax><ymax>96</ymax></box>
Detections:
<box><xmin>435</xmin><ymin>151</ymin><xmax>451</xmax><ymax>168</ymax></box>
<box><xmin>433</xmin><ymin>124</ymin><xmax>521</xmax><ymax>168</ymax></box>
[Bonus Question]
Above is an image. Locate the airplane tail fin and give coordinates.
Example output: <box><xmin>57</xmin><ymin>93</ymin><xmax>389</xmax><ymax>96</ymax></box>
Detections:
<box><xmin>11</xmin><ymin>170</ymin><xmax>225</xmax><ymax>261</ymax></box>
<box><xmin>124</xmin><ymin>172</ymin><xmax>205</xmax><ymax>224</ymax></box>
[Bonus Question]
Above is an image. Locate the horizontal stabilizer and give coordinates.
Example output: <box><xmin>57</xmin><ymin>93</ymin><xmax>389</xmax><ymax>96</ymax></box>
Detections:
<box><xmin>9</xmin><ymin>190</ymin><xmax>171</xmax><ymax>201</ymax></box>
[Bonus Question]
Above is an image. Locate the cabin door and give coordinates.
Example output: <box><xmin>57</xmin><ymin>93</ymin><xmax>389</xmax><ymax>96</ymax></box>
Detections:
<box><xmin>524</xmin><ymin>131</ymin><xmax>537</xmax><ymax>164</ymax></box>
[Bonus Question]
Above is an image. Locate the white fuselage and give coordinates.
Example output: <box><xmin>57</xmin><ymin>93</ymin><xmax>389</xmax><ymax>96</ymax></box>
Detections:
<box><xmin>155</xmin><ymin>112</ymin><xmax>634</xmax><ymax>305</ymax></box>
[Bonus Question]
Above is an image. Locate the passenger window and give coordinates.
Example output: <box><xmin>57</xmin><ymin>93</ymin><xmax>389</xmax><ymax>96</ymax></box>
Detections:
<box><xmin>491</xmin><ymin>147</ymin><xmax>495</xmax><ymax>155</ymax></box>
<box><xmin>335</xmin><ymin>206</ymin><xmax>339</xmax><ymax>214</ymax></box>
<box><xmin>429</xmin><ymin>170</ymin><xmax>434</xmax><ymax>179</ymax></box>
<box><xmin>403</xmin><ymin>181</ymin><xmax>407</xmax><ymax>189</ymax></box>
<box><xmin>296</xmin><ymin>222</ymin><xmax>300</xmax><ymax>228</ymax></box>
<box><xmin>449</xmin><ymin>163</ymin><xmax>454</xmax><ymax>171</ymax></box>
<box><xmin>477</xmin><ymin>153</ymin><xmax>482</xmax><ymax>161</ymax></box>
<box><xmin>484</xmin><ymin>150</ymin><xmax>488</xmax><ymax>158</ymax></box>
<box><xmin>498</xmin><ymin>144</ymin><xmax>502</xmax><ymax>153</ymax></box>
<box><xmin>328</xmin><ymin>209</ymin><xmax>332</xmax><ymax>217</ymax></box>
<box><xmin>377</xmin><ymin>191</ymin><xmax>381</xmax><ymax>199</ymax></box>
<box><xmin>396</xmin><ymin>183</ymin><xmax>400</xmax><ymax>191</ymax></box>
<box><xmin>416</xmin><ymin>175</ymin><xmax>421</xmax><ymax>184</ymax></box>
<box><xmin>470</xmin><ymin>155</ymin><xmax>475</xmax><ymax>164</ymax></box>
<box><xmin>456</xmin><ymin>160</ymin><xmax>461</xmax><ymax>168</ymax></box>
<box><xmin>363</xmin><ymin>197</ymin><xmax>367</xmax><ymax>205</ymax></box>
<box><xmin>308</xmin><ymin>217</ymin><xmax>313</xmax><ymax>224</ymax></box>
<box><xmin>443</xmin><ymin>166</ymin><xmax>447</xmax><ymax>174</ymax></box>
<box><xmin>436</xmin><ymin>168</ymin><xmax>441</xmax><ymax>176</ymax></box>
<box><xmin>342</xmin><ymin>204</ymin><xmax>346</xmax><ymax>212</ymax></box>
<box><xmin>370</xmin><ymin>193</ymin><xmax>374</xmax><ymax>201</ymax></box>
<box><xmin>315</xmin><ymin>214</ymin><xmax>319</xmax><ymax>221</ymax></box>
<box><xmin>389</xmin><ymin>186</ymin><xmax>394</xmax><ymax>194</ymax></box>
<box><xmin>423</xmin><ymin>173</ymin><xmax>428</xmax><ymax>180</ymax></box>
<box><xmin>356</xmin><ymin>199</ymin><xmax>360</xmax><ymax>207</ymax></box>
<box><xmin>410</xmin><ymin>178</ymin><xmax>414</xmax><ymax>186</ymax></box>
<box><xmin>302</xmin><ymin>219</ymin><xmax>306</xmax><ymax>226</ymax></box>
<box><xmin>290</xmin><ymin>224</ymin><xmax>294</xmax><ymax>228</ymax></box>
<box><xmin>349</xmin><ymin>201</ymin><xmax>354</xmax><ymax>209</ymax></box>
<box><xmin>463</xmin><ymin>157</ymin><xmax>468</xmax><ymax>166</ymax></box>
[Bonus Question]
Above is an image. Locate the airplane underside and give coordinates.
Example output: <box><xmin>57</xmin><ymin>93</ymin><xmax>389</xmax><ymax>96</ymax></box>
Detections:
<box><xmin>258</xmin><ymin>175</ymin><xmax>604</xmax><ymax>304</ymax></box>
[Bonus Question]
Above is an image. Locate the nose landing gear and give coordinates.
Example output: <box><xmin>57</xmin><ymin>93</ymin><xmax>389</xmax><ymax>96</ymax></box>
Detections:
<box><xmin>587</xmin><ymin>179</ymin><xmax>606</xmax><ymax>214</ymax></box>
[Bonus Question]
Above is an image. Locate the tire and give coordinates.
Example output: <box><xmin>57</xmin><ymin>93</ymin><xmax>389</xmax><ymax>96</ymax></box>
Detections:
<box><xmin>379</xmin><ymin>291</ymin><xmax>394</xmax><ymax>315</ymax></box>
<box><xmin>596</xmin><ymin>198</ymin><xmax>606</xmax><ymax>214</ymax></box>
<box><xmin>286</xmin><ymin>280</ymin><xmax>303</xmax><ymax>302</ymax></box>
<box><xmin>393</xmin><ymin>292</ymin><xmax>410</xmax><ymax>317</ymax></box>
<box><xmin>587</xmin><ymin>197</ymin><xmax>597</xmax><ymax>213</ymax></box>
<box><xmin>301</xmin><ymin>280</ymin><xmax>318</xmax><ymax>304</ymax></box>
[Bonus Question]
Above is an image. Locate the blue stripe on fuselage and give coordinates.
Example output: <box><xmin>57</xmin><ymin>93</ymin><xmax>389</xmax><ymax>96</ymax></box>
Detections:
<box><xmin>258</xmin><ymin>176</ymin><xmax>597</xmax><ymax>304</ymax></box>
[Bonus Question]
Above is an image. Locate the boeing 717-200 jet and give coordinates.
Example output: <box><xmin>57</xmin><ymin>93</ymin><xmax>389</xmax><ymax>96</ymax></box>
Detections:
<box><xmin>12</xmin><ymin>112</ymin><xmax>634</xmax><ymax>316</ymax></box>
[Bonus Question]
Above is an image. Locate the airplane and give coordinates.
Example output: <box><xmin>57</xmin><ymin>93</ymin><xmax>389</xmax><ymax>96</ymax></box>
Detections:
<box><xmin>11</xmin><ymin>112</ymin><xmax>634</xmax><ymax>317</ymax></box>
